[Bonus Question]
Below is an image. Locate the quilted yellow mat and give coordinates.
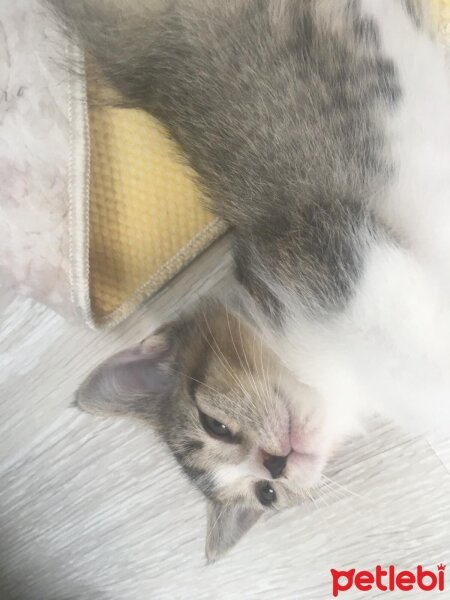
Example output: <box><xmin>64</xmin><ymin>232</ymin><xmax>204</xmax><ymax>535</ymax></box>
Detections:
<box><xmin>87</xmin><ymin>79</ymin><xmax>225</xmax><ymax>326</ymax></box>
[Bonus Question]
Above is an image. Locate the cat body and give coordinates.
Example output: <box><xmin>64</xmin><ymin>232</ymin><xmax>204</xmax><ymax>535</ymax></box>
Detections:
<box><xmin>50</xmin><ymin>0</ymin><xmax>450</xmax><ymax>558</ymax></box>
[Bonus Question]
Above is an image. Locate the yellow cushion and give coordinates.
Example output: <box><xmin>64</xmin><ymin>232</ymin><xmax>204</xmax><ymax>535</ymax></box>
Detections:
<box><xmin>88</xmin><ymin>78</ymin><xmax>225</xmax><ymax>325</ymax></box>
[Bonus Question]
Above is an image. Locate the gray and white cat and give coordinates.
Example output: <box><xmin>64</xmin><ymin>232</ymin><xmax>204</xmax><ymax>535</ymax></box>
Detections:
<box><xmin>51</xmin><ymin>0</ymin><xmax>450</xmax><ymax>560</ymax></box>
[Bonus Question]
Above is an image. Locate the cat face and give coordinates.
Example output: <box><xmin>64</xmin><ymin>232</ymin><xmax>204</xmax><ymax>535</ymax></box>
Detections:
<box><xmin>76</xmin><ymin>301</ymin><xmax>336</xmax><ymax>560</ymax></box>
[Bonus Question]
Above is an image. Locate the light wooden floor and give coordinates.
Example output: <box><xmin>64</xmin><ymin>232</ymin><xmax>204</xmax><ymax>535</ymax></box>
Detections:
<box><xmin>1</xmin><ymin>237</ymin><xmax>449</xmax><ymax>600</ymax></box>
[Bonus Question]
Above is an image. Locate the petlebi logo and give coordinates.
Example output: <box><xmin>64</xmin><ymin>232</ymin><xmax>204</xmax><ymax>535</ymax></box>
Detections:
<box><xmin>330</xmin><ymin>564</ymin><xmax>446</xmax><ymax>597</ymax></box>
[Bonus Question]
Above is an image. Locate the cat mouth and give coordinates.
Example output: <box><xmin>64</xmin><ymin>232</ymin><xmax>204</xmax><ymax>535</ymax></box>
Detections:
<box><xmin>287</xmin><ymin>449</ymin><xmax>317</xmax><ymax>466</ymax></box>
<box><xmin>283</xmin><ymin>418</ymin><xmax>327</xmax><ymax>484</ymax></box>
<box><xmin>285</xmin><ymin>450</ymin><xmax>324</xmax><ymax>486</ymax></box>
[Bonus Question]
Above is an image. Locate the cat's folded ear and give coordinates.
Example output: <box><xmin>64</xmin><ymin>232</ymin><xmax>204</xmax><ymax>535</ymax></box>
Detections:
<box><xmin>75</xmin><ymin>326</ymin><xmax>179</xmax><ymax>426</ymax></box>
<box><xmin>205</xmin><ymin>500</ymin><xmax>263</xmax><ymax>562</ymax></box>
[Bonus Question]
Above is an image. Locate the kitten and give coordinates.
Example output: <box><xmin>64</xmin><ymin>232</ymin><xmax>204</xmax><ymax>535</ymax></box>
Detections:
<box><xmin>76</xmin><ymin>301</ymin><xmax>326</xmax><ymax>559</ymax></box>
<box><xmin>51</xmin><ymin>0</ymin><xmax>450</xmax><ymax>559</ymax></box>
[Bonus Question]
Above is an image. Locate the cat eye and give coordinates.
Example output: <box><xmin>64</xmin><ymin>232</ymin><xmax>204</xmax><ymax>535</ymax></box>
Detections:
<box><xmin>255</xmin><ymin>481</ymin><xmax>277</xmax><ymax>507</ymax></box>
<box><xmin>198</xmin><ymin>409</ymin><xmax>236</xmax><ymax>442</ymax></box>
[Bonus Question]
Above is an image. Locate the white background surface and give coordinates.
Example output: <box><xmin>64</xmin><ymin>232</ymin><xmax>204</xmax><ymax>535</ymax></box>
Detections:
<box><xmin>1</xmin><ymin>238</ymin><xmax>449</xmax><ymax>600</ymax></box>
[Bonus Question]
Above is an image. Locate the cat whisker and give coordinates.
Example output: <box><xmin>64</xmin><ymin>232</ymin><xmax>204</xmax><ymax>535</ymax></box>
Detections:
<box><xmin>321</xmin><ymin>474</ymin><xmax>375</xmax><ymax>506</ymax></box>
<box><xmin>200</xmin><ymin>308</ymin><xmax>256</xmax><ymax>411</ymax></box>
<box><xmin>223</xmin><ymin>304</ymin><xmax>260</xmax><ymax>416</ymax></box>
<box><xmin>167</xmin><ymin>367</ymin><xmax>222</xmax><ymax>396</ymax></box>
<box><xmin>233</xmin><ymin>305</ymin><xmax>268</xmax><ymax>416</ymax></box>
<box><xmin>305</xmin><ymin>487</ymin><xmax>332</xmax><ymax>528</ymax></box>
<box><xmin>251</xmin><ymin>327</ymin><xmax>270</xmax><ymax>418</ymax></box>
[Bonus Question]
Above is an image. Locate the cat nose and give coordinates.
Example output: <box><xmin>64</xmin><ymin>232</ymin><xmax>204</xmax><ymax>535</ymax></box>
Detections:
<box><xmin>263</xmin><ymin>453</ymin><xmax>288</xmax><ymax>479</ymax></box>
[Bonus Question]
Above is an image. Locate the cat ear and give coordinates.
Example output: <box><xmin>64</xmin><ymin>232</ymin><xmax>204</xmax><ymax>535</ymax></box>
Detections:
<box><xmin>205</xmin><ymin>501</ymin><xmax>263</xmax><ymax>562</ymax></box>
<box><xmin>75</xmin><ymin>329</ymin><xmax>178</xmax><ymax>425</ymax></box>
